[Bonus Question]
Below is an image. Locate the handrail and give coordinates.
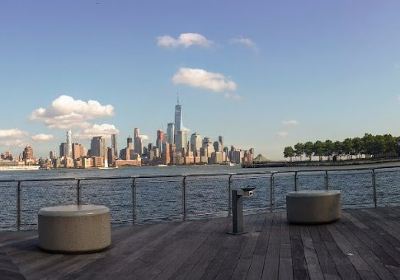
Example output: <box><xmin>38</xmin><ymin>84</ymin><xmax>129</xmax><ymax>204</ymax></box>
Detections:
<box><xmin>2</xmin><ymin>164</ymin><xmax>400</xmax><ymax>231</ymax></box>
<box><xmin>1</xmin><ymin>164</ymin><xmax>400</xmax><ymax>183</ymax></box>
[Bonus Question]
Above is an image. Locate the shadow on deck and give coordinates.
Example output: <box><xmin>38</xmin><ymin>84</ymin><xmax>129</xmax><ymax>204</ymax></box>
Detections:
<box><xmin>1</xmin><ymin>207</ymin><xmax>400</xmax><ymax>280</ymax></box>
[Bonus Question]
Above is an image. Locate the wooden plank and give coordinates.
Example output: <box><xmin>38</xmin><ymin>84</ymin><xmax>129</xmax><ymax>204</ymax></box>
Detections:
<box><xmin>348</xmin><ymin>209</ymin><xmax>400</xmax><ymax>265</ymax></box>
<box><xmin>168</xmin><ymin>216</ymin><xmax>232</xmax><ymax>280</ymax></box>
<box><xmin>0</xmin><ymin>253</ymin><xmax>26</xmax><ymax>280</ymax></box>
<box><xmin>261</xmin><ymin>212</ymin><xmax>281</xmax><ymax>280</ymax></box>
<box><xmin>278</xmin><ymin>212</ymin><xmax>293</xmax><ymax>280</ymax></box>
<box><xmin>63</xmin><ymin>221</ymin><xmax>186</xmax><ymax>280</ymax></box>
<box><xmin>333</xmin><ymin>216</ymin><xmax>397</xmax><ymax>280</ymax></box>
<box><xmin>320</xmin><ymin>225</ymin><xmax>378</xmax><ymax>279</ymax></box>
<box><xmin>300</xmin><ymin>227</ymin><xmax>323</xmax><ymax>280</ymax></box>
<box><xmin>245</xmin><ymin>212</ymin><xmax>274</xmax><ymax>280</ymax></box>
<box><xmin>213</xmin><ymin>215</ymin><xmax>259</xmax><ymax>280</ymax></box>
<box><xmin>289</xmin><ymin>224</ymin><xmax>309</xmax><ymax>280</ymax></box>
<box><xmin>310</xmin><ymin>225</ymin><xmax>356</xmax><ymax>280</ymax></box>
<box><xmin>230</xmin><ymin>214</ymin><xmax>266</xmax><ymax>280</ymax></box>
<box><xmin>126</xmin><ymin>219</ymin><xmax>215</xmax><ymax>279</ymax></box>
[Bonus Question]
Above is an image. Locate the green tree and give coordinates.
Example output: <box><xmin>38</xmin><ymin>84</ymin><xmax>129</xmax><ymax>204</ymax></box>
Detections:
<box><xmin>351</xmin><ymin>137</ymin><xmax>363</xmax><ymax>158</ymax></box>
<box><xmin>304</xmin><ymin>141</ymin><xmax>314</xmax><ymax>161</ymax></box>
<box><xmin>294</xmin><ymin>143</ymin><xmax>304</xmax><ymax>161</ymax></box>
<box><xmin>283</xmin><ymin>146</ymin><xmax>295</xmax><ymax>162</ymax></box>
<box><xmin>342</xmin><ymin>138</ymin><xmax>353</xmax><ymax>159</ymax></box>
<box><xmin>333</xmin><ymin>141</ymin><xmax>343</xmax><ymax>160</ymax></box>
<box><xmin>313</xmin><ymin>141</ymin><xmax>325</xmax><ymax>161</ymax></box>
<box><xmin>362</xmin><ymin>133</ymin><xmax>375</xmax><ymax>158</ymax></box>
<box><xmin>324</xmin><ymin>140</ymin><xmax>334</xmax><ymax>160</ymax></box>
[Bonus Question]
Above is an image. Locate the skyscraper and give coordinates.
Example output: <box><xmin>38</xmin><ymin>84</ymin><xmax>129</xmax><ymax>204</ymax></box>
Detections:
<box><xmin>59</xmin><ymin>143</ymin><xmax>67</xmax><ymax>158</ymax></box>
<box><xmin>90</xmin><ymin>136</ymin><xmax>106</xmax><ymax>158</ymax></box>
<box><xmin>111</xmin><ymin>134</ymin><xmax>118</xmax><ymax>158</ymax></box>
<box><xmin>127</xmin><ymin>136</ymin><xmax>133</xmax><ymax>150</ymax></box>
<box><xmin>156</xmin><ymin>130</ymin><xmax>165</xmax><ymax>153</ymax></box>
<box><xmin>190</xmin><ymin>132</ymin><xmax>202</xmax><ymax>156</ymax></box>
<box><xmin>134</xmin><ymin>128</ymin><xmax>143</xmax><ymax>155</ymax></box>
<box><xmin>176</xmin><ymin>130</ymin><xmax>188</xmax><ymax>152</ymax></box>
<box><xmin>66</xmin><ymin>130</ymin><xmax>72</xmax><ymax>158</ymax></box>
<box><xmin>167</xmin><ymin>123</ymin><xmax>175</xmax><ymax>144</ymax></box>
<box><xmin>174</xmin><ymin>98</ymin><xmax>183</xmax><ymax>133</ymax></box>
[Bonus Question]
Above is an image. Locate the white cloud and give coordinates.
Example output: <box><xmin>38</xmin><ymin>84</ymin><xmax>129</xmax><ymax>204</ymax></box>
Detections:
<box><xmin>140</xmin><ymin>134</ymin><xmax>149</xmax><ymax>141</ymax></box>
<box><xmin>0</xmin><ymin>129</ymin><xmax>27</xmax><ymax>138</ymax></box>
<box><xmin>32</xmin><ymin>134</ymin><xmax>54</xmax><ymax>141</ymax></box>
<box><xmin>277</xmin><ymin>131</ymin><xmax>289</xmax><ymax>138</ymax></box>
<box><xmin>77</xmin><ymin>123</ymin><xmax>119</xmax><ymax>139</ymax></box>
<box><xmin>0</xmin><ymin>139</ymin><xmax>25</xmax><ymax>148</ymax></box>
<box><xmin>172</xmin><ymin>67</ymin><xmax>237</xmax><ymax>94</ymax></box>
<box><xmin>282</xmin><ymin>120</ymin><xmax>299</xmax><ymax>126</ymax></box>
<box><xmin>230</xmin><ymin>36</ymin><xmax>257</xmax><ymax>50</ymax></box>
<box><xmin>30</xmin><ymin>95</ymin><xmax>114</xmax><ymax>129</ymax></box>
<box><xmin>157</xmin><ymin>33</ymin><xmax>212</xmax><ymax>48</ymax></box>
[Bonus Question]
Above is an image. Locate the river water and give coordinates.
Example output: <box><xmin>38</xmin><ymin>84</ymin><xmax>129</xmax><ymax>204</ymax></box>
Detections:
<box><xmin>1</xmin><ymin>163</ymin><xmax>400</xmax><ymax>231</ymax></box>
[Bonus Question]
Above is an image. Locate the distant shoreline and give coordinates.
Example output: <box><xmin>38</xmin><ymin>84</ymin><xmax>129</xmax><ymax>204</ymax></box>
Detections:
<box><xmin>243</xmin><ymin>158</ymin><xmax>400</xmax><ymax>168</ymax></box>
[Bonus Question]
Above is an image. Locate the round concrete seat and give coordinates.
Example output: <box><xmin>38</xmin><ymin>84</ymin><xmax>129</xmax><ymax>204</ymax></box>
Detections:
<box><xmin>38</xmin><ymin>205</ymin><xmax>111</xmax><ymax>253</ymax></box>
<box><xmin>286</xmin><ymin>190</ymin><xmax>341</xmax><ymax>224</ymax></box>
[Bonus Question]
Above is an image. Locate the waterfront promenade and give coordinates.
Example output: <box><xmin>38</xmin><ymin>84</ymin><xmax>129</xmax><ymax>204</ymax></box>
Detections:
<box><xmin>1</xmin><ymin>207</ymin><xmax>399</xmax><ymax>280</ymax></box>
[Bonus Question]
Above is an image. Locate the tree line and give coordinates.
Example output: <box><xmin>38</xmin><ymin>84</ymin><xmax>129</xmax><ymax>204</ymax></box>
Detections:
<box><xmin>283</xmin><ymin>133</ymin><xmax>400</xmax><ymax>161</ymax></box>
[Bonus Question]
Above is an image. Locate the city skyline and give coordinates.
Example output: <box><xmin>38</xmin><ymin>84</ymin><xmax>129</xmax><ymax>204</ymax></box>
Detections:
<box><xmin>2</xmin><ymin>1</ymin><xmax>400</xmax><ymax>159</ymax></box>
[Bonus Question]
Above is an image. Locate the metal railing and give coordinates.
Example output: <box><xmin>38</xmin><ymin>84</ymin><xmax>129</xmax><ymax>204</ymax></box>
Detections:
<box><xmin>1</xmin><ymin>164</ymin><xmax>400</xmax><ymax>231</ymax></box>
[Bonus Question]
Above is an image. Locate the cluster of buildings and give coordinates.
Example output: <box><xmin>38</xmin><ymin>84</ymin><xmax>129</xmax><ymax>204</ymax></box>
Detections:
<box><xmin>1</xmin><ymin>100</ymin><xmax>255</xmax><ymax>169</ymax></box>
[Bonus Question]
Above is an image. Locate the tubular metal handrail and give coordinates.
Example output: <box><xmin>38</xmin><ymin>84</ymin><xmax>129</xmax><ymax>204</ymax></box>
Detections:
<box><xmin>1</xmin><ymin>164</ymin><xmax>400</xmax><ymax>230</ymax></box>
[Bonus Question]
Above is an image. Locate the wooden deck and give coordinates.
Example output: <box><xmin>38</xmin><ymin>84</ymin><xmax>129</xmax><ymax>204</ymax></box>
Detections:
<box><xmin>1</xmin><ymin>207</ymin><xmax>400</xmax><ymax>280</ymax></box>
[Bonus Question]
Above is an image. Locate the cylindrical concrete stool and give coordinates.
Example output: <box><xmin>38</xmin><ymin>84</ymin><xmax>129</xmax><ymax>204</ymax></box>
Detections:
<box><xmin>38</xmin><ymin>205</ymin><xmax>111</xmax><ymax>253</ymax></box>
<box><xmin>286</xmin><ymin>190</ymin><xmax>341</xmax><ymax>224</ymax></box>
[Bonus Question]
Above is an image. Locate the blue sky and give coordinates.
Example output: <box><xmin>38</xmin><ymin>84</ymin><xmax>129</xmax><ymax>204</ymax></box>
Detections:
<box><xmin>1</xmin><ymin>0</ymin><xmax>400</xmax><ymax>159</ymax></box>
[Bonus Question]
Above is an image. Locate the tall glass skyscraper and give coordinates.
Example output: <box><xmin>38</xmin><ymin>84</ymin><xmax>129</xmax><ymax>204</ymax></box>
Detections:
<box><xmin>66</xmin><ymin>130</ymin><xmax>72</xmax><ymax>158</ymax></box>
<box><xmin>167</xmin><ymin>123</ymin><xmax>175</xmax><ymax>144</ymax></box>
<box><xmin>174</xmin><ymin>99</ymin><xmax>183</xmax><ymax>132</ymax></box>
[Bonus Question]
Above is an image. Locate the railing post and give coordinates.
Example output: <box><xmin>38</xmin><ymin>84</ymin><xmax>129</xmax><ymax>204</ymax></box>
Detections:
<box><xmin>372</xmin><ymin>169</ymin><xmax>377</xmax><ymax>208</ymax></box>
<box><xmin>76</xmin><ymin>179</ymin><xmax>81</xmax><ymax>205</ymax></box>
<box><xmin>269</xmin><ymin>173</ymin><xmax>275</xmax><ymax>212</ymax></box>
<box><xmin>325</xmin><ymin>170</ymin><xmax>329</xmax><ymax>190</ymax></box>
<box><xmin>182</xmin><ymin>176</ymin><xmax>187</xmax><ymax>221</ymax></box>
<box><xmin>294</xmin><ymin>171</ymin><xmax>298</xmax><ymax>191</ymax></box>
<box><xmin>131</xmin><ymin>177</ymin><xmax>137</xmax><ymax>224</ymax></box>
<box><xmin>16</xmin><ymin>181</ymin><xmax>21</xmax><ymax>231</ymax></box>
<box><xmin>228</xmin><ymin>174</ymin><xmax>233</xmax><ymax>217</ymax></box>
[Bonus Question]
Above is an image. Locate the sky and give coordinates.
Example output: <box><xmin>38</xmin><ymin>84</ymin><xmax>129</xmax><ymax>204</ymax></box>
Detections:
<box><xmin>1</xmin><ymin>0</ymin><xmax>400</xmax><ymax>160</ymax></box>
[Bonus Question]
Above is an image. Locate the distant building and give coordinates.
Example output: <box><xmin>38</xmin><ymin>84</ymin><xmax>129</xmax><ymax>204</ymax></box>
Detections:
<box><xmin>111</xmin><ymin>134</ymin><xmax>118</xmax><ymax>158</ymax></box>
<box><xmin>22</xmin><ymin>145</ymin><xmax>34</xmax><ymax>164</ymax></box>
<box><xmin>190</xmin><ymin>133</ymin><xmax>202</xmax><ymax>156</ymax></box>
<box><xmin>127</xmin><ymin>136</ymin><xmax>133</xmax><ymax>150</ymax></box>
<box><xmin>167</xmin><ymin>123</ymin><xmax>175</xmax><ymax>144</ymax></box>
<box><xmin>59</xmin><ymin>143</ymin><xmax>67</xmax><ymax>158</ymax></box>
<box><xmin>156</xmin><ymin>130</ymin><xmax>165</xmax><ymax>153</ymax></box>
<box><xmin>176</xmin><ymin>130</ymin><xmax>188</xmax><ymax>152</ymax></box>
<box><xmin>90</xmin><ymin>136</ymin><xmax>106</xmax><ymax>158</ymax></box>
<box><xmin>134</xmin><ymin>128</ymin><xmax>143</xmax><ymax>155</ymax></box>
<box><xmin>72</xmin><ymin>143</ymin><xmax>85</xmax><ymax>160</ymax></box>
<box><xmin>66</xmin><ymin>130</ymin><xmax>72</xmax><ymax>158</ymax></box>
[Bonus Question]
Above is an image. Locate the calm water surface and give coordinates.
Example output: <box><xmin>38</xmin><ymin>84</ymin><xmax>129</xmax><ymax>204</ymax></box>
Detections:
<box><xmin>1</xmin><ymin>163</ymin><xmax>400</xmax><ymax>230</ymax></box>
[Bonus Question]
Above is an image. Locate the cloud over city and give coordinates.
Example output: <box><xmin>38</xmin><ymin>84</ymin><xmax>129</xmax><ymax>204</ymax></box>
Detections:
<box><xmin>172</xmin><ymin>67</ymin><xmax>237</xmax><ymax>96</ymax></box>
<box><xmin>0</xmin><ymin>129</ymin><xmax>27</xmax><ymax>139</ymax></box>
<box><xmin>30</xmin><ymin>95</ymin><xmax>114</xmax><ymax>129</ymax></box>
<box><xmin>157</xmin><ymin>33</ymin><xmax>212</xmax><ymax>48</ymax></box>
<box><xmin>77</xmin><ymin>123</ymin><xmax>120</xmax><ymax>139</ymax></box>
<box><xmin>31</xmin><ymin>134</ymin><xmax>54</xmax><ymax>141</ymax></box>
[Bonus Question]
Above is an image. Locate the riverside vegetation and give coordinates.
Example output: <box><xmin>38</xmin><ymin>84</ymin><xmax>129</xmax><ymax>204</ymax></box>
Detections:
<box><xmin>283</xmin><ymin>133</ymin><xmax>400</xmax><ymax>162</ymax></box>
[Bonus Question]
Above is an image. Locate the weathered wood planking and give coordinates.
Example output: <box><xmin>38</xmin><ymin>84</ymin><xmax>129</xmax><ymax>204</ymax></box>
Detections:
<box><xmin>0</xmin><ymin>207</ymin><xmax>399</xmax><ymax>280</ymax></box>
